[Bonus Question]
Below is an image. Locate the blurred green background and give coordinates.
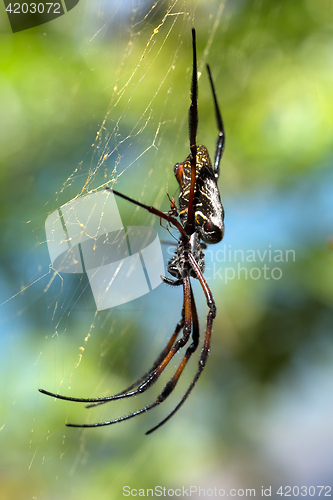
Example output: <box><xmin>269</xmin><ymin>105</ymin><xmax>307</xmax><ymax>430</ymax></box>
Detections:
<box><xmin>1</xmin><ymin>0</ymin><xmax>333</xmax><ymax>499</ymax></box>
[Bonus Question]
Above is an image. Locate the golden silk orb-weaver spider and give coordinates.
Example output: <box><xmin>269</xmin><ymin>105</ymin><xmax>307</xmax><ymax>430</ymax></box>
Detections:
<box><xmin>39</xmin><ymin>28</ymin><xmax>225</xmax><ymax>435</ymax></box>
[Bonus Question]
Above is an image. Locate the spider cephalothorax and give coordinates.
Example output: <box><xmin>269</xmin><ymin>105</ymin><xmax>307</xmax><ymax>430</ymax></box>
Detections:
<box><xmin>39</xmin><ymin>28</ymin><xmax>225</xmax><ymax>435</ymax></box>
<box><xmin>163</xmin><ymin>232</ymin><xmax>205</xmax><ymax>284</ymax></box>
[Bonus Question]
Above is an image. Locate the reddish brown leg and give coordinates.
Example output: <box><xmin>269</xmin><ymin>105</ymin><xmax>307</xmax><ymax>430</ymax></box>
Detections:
<box><xmin>108</xmin><ymin>187</ymin><xmax>186</xmax><ymax>237</ymax></box>
<box><xmin>187</xmin><ymin>28</ymin><xmax>198</xmax><ymax>231</ymax></box>
<box><xmin>39</xmin><ymin>298</ymin><xmax>189</xmax><ymax>407</ymax></box>
<box><xmin>63</xmin><ymin>277</ymin><xmax>194</xmax><ymax>428</ymax></box>
<box><xmin>145</xmin><ymin>253</ymin><xmax>216</xmax><ymax>434</ymax></box>
<box><xmin>146</xmin><ymin>309</ymin><xmax>212</xmax><ymax>435</ymax></box>
<box><xmin>85</xmin><ymin>314</ymin><xmax>185</xmax><ymax>409</ymax></box>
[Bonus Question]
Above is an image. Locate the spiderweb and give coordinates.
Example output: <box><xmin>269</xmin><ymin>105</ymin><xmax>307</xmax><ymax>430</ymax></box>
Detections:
<box><xmin>2</xmin><ymin>0</ymin><xmax>333</xmax><ymax>499</ymax></box>
<box><xmin>2</xmin><ymin>1</ymin><xmax>232</xmax><ymax>498</ymax></box>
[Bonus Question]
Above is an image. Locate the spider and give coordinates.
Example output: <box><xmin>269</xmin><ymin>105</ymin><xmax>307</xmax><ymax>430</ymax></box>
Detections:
<box><xmin>39</xmin><ymin>28</ymin><xmax>225</xmax><ymax>435</ymax></box>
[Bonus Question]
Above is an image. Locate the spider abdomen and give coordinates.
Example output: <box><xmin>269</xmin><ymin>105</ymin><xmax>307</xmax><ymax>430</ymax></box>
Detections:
<box><xmin>174</xmin><ymin>145</ymin><xmax>225</xmax><ymax>244</ymax></box>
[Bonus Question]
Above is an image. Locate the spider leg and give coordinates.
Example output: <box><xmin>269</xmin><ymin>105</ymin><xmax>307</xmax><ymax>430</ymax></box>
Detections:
<box><xmin>161</xmin><ymin>276</ymin><xmax>183</xmax><ymax>286</ymax></box>
<box><xmin>187</xmin><ymin>28</ymin><xmax>198</xmax><ymax>231</ymax></box>
<box><xmin>206</xmin><ymin>64</ymin><xmax>225</xmax><ymax>180</ymax></box>
<box><xmin>65</xmin><ymin>276</ymin><xmax>194</xmax><ymax>428</ymax></box>
<box><xmin>39</xmin><ymin>280</ymin><xmax>191</xmax><ymax>408</ymax></box>
<box><xmin>38</xmin><ymin>311</ymin><xmax>185</xmax><ymax>406</ymax></box>
<box><xmin>188</xmin><ymin>252</ymin><xmax>216</xmax><ymax>315</ymax></box>
<box><xmin>85</xmin><ymin>312</ymin><xmax>185</xmax><ymax>409</ymax></box>
<box><xmin>106</xmin><ymin>187</ymin><xmax>186</xmax><ymax>238</ymax></box>
<box><xmin>146</xmin><ymin>304</ymin><xmax>211</xmax><ymax>435</ymax></box>
<box><xmin>146</xmin><ymin>252</ymin><xmax>216</xmax><ymax>434</ymax></box>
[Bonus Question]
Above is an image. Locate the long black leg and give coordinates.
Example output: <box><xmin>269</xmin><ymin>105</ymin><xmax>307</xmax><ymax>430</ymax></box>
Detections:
<box><xmin>85</xmin><ymin>312</ymin><xmax>185</xmax><ymax>409</ymax></box>
<box><xmin>146</xmin><ymin>280</ymin><xmax>200</xmax><ymax>434</ymax></box>
<box><xmin>65</xmin><ymin>276</ymin><xmax>194</xmax><ymax>428</ymax></box>
<box><xmin>106</xmin><ymin>187</ymin><xmax>186</xmax><ymax>238</ymax></box>
<box><xmin>206</xmin><ymin>64</ymin><xmax>225</xmax><ymax>179</ymax></box>
<box><xmin>146</xmin><ymin>253</ymin><xmax>216</xmax><ymax>434</ymax></box>
<box><xmin>189</xmin><ymin>28</ymin><xmax>198</xmax><ymax>150</ymax></box>
<box><xmin>186</xmin><ymin>27</ymin><xmax>198</xmax><ymax>232</ymax></box>
<box><xmin>146</xmin><ymin>304</ymin><xmax>211</xmax><ymax>435</ymax></box>
<box><xmin>39</xmin><ymin>303</ymin><xmax>188</xmax><ymax>407</ymax></box>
